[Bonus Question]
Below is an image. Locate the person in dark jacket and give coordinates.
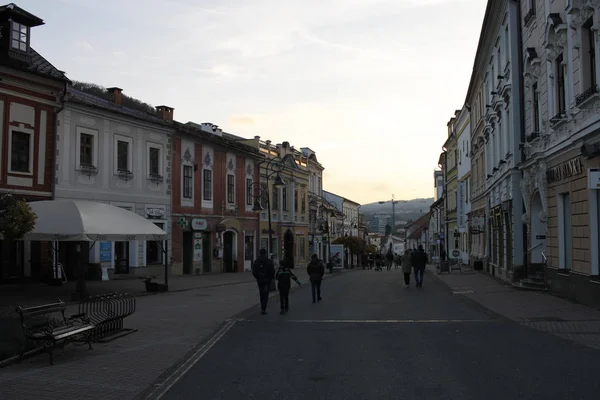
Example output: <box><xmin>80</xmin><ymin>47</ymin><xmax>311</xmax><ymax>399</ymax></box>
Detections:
<box><xmin>276</xmin><ymin>260</ymin><xmax>301</xmax><ymax>314</ymax></box>
<box><xmin>412</xmin><ymin>245</ymin><xmax>429</xmax><ymax>288</ymax></box>
<box><xmin>307</xmin><ymin>254</ymin><xmax>325</xmax><ymax>303</ymax></box>
<box><xmin>252</xmin><ymin>248</ymin><xmax>275</xmax><ymax>314</ymax></box>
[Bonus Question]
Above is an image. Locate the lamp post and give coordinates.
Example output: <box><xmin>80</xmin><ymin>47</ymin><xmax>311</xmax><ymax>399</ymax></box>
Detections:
<box><xmin>249</xmin><ymin>157</ymin><xmax>286</xmax><ymax>290</ymax></box>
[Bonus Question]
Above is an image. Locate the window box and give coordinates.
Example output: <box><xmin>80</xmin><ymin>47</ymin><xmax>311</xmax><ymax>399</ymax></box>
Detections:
<box><xmin>148</xmin><ymin>173</ymin><xmax>164</xmax><ymax>185</ymax></box>
<box><xmin>116</xmin><ymin>169</ymin><xmax>134</xmax><ymax>181</ymax></box>
<box><xmin>79</xmin><ymin>163</ymin><xmax>98</xmax><ymax>177</ymax></box>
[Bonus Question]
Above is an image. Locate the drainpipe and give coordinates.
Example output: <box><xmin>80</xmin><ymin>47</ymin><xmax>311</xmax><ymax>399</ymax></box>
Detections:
<box><xmin>51</xmin><ymin>80</ymin><xmax>68</xmax><ymax>200</ymax></box>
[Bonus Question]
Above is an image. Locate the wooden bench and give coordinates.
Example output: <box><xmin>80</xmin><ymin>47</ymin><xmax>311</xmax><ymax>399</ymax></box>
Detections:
<box><xmin>15</xmin><ymin>300</ymin><xmax>95</xmax><ymax>365</ymax></box>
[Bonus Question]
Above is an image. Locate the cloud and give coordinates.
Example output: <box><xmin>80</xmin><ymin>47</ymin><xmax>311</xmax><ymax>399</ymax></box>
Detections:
<box><xmin>75</xmin><ymin>40</ymin><xmax>93</xmax><ymax>51</ymax></box>
<box><xmin>228</xmin><ymin>115</ymin><xmax>255</xmax><ymax>125</ymax></box>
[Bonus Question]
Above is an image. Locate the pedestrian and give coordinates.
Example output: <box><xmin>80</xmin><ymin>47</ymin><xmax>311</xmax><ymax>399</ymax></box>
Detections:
<box><xmin>252</xmin><ymin>248</ymin><xmax>275</xmax><ymax>314</ymax></box>
<box><xmin>412</xmin><ymin>245</ymin><xmax>429</xmax><ymax>288</ymax></box>
<box><xmin>307</xmin><ymin>253</ymin><xmax>325</xmax><ymax>303</ymax></box>
<box><xmin>401</xmin><ymin>249</ymin><xmax>412</xmax><ymax>288</ymax></box>
<box><xmin>276</xmin><ymin>260</ymin><xmax>301</xmax><ymax>314</ymax></box>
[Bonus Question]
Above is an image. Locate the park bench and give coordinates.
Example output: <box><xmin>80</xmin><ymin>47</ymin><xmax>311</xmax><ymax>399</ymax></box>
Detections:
<box><xmin>15</xmin><ymin>300</ymin><xmax>94</xmax><ymax>365</ymax></box>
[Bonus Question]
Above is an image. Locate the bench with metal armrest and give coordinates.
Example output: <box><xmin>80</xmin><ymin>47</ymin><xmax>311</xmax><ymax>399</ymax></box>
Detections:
<box><xmin>15</xmin><ymin>300</ymin><xmax>94</xmax><ymax>365</ymax></box>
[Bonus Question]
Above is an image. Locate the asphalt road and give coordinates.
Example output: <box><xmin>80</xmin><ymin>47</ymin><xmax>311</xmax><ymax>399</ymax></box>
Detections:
<box><xmin>158</xmin><ymin>269</ymin><xmax>600</xmax><ymax>400</ymax></box>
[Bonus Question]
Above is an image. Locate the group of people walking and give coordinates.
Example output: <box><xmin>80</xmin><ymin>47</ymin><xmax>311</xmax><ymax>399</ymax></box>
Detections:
<box><xmin>251</xmin><ymin>249</ymin><xmax>325</xmax><ymax>315</ymax></box>
<box><xmin>401</xmin><ymin>245</ymin><xmax>428</xmax><ymax>288</ymax></box>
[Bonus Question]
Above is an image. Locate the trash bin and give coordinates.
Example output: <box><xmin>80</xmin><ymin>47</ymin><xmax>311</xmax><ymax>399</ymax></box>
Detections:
<box><xmin>474</xmin><ymin>260</ymin><xmax>483</xmax><ymax>271</ymax></box>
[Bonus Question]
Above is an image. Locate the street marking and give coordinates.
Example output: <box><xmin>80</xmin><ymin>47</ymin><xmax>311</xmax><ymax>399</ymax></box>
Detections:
<box><xmin>146</xmin><ymin>319</ymin><xmax>237</xmax><ymax>400</ymax></box>
<box><xmin>235</xmin><ymin>318</ymin><xmax>489</xmax><ymax>323</ymax></box>
<box><xmin>453</xmin><ymin>290</ymin><xmax>475</xmax><ymax>294</ymax></box>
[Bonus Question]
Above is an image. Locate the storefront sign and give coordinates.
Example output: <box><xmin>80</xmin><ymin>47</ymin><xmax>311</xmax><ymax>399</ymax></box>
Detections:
<box><xmin>191</xmin><ymin>218</ymin><xmax>208</xmax><ymax>231</ymax></box>
<box><xmin>546</xmin><ymin>158</ymin><xmax>583</xmax><ymax>183</ymax></box>
<box><xmin>146</xmin><ymin>207</ymin><xmax>165</xmax><ymax>218</ymax></box>
<box><xmin>457</xmin><ymin>181</ymin><xmax>465</xmax><ymax>229</ymax></box>
<box><xmin>588</xmin><ymin>168</ymin><xmax>600</xmax><ymax>189</ymax></box>
<box><xmin>194</xmin><ymin>238</ymin><xmax>202</xmax><ymax>262</ymax></box>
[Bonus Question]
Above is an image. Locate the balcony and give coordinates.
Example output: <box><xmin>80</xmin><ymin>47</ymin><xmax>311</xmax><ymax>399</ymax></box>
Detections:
<box><xmin>575</xmin><ymin>85</ymin><xmax>599</xmax><ymax>107</ymax></box>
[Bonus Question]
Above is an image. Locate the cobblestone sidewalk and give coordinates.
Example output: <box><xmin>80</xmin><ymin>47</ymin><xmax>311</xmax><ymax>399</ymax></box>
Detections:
<box><xmin>428</xmin><ymin>264</ymin><xmax>600</xmax><ymax>350</ymax></box>
<box><xmin>0</xmin><ymin>268</ymin><xmax>347</xmax><ymax>400</ymax></box>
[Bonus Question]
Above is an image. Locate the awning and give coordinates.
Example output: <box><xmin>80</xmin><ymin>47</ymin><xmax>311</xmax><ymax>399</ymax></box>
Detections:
<box><xmin>23</xmin><ymin>200</ymin><xmax>167</xmax><ymax>241</ymax></box>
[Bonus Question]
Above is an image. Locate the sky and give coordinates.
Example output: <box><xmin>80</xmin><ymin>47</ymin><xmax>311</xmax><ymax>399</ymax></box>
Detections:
<box><xmin>18</xmin><ymin>0</ymin><xmax>486</xmax><ymax>204</ymax></box>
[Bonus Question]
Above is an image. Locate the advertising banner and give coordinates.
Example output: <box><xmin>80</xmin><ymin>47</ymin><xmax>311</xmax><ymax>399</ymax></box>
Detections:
<box><xmin>330</xmin><ymin>244</ymin><xmax>344</xmax><ymax>269</ymax></box>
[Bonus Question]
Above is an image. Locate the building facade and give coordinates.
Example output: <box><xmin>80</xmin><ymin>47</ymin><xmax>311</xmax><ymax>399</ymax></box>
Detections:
<box><xmin>444</xmin><ymin>112</ymin><xmax>459</xmax><ymax>260</ymax></box>
<box><xmin>55</xmin><ymin>86</ymin><xmax>173</xmax><ymax>279</ymax></box>
<box><xmin>170</xmin><ymin>122</ymin><xmax>261</xmax><ymax>274</ymax></box>
<box><xmin>0</xmin><ymin>4</ymin><xmax>68</xmax><ymax>282</ymax></box>
<box><xmin>519</xmin><ymin>0</ymin><xmax>600</xmax><ymax>305</ymax></box>
<box><xmin>302</xmin><ymin>147</ymin><xmax>325</xmax><ymax>259</ymax></box>
<box><xmin>456</xmin><ymin>106</ymin><xmax>472</xmax><ymax>265</ymax></box>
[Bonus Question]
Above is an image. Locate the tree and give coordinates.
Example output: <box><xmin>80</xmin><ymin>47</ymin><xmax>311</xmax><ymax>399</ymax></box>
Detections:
<box><xmin>0</xmin><ymin>194</ymin><xmax>37</xmax><ymax>240</ymax></box>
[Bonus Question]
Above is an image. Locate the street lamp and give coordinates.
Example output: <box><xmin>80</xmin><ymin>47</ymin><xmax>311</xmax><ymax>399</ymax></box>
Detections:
<box><xmin>248</xmin><ymin>156</ymin><xmax>286</xmax><ymax>290</ymax></box>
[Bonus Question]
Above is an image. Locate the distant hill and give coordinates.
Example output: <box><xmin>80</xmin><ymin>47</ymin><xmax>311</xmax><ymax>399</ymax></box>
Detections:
<box><xmin>361</xmin><ymin>198</ymin><xmax>434</xmax><ymax>229</ymax></box>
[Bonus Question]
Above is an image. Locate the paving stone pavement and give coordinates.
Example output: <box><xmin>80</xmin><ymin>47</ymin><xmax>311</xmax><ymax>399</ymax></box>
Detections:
<box><xmin>0</xmin><ymin>268</ymin><xmax>347</xmax><ymax>400</ymax></box>
<box><xmin>428</xmin><ymin>264</ymin><xmax>600</xmax><ymax>349</ymax></box>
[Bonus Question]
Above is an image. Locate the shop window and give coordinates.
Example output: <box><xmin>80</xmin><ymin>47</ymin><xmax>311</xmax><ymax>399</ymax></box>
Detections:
<box><xmin>146</xmin><ymin>223</ymin><xmax>165</xmax><ymax>265</ymax></box>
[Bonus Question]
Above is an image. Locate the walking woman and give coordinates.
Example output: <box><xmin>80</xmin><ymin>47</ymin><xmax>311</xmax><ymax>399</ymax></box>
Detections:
<box><xmin>401</xmin><ymin>249</ymin><xmax>412</xmax><ymax>288</ymax></box>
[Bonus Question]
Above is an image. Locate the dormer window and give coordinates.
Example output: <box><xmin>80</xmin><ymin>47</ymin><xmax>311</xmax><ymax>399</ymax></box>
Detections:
<box><xmin>11</xmin><ymin>21</ymin><xmax>28</xmax><ymax>51</ymax></box>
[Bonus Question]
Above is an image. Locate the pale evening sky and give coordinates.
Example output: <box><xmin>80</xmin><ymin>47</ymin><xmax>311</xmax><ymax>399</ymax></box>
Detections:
<box><xmin>19</xmin><ymin>0</ymin><xmax>486</xmax><ymax>205</ymax></box>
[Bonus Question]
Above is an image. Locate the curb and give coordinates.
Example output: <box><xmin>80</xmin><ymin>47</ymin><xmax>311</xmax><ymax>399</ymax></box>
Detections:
<box><xmin>136</xmin><ymin>269</ymin><xmax>354</xmax><ymax>399</ymax></box>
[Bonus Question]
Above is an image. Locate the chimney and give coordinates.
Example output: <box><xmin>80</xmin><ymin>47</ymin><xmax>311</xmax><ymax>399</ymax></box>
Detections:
<box><xmin>254</xmin><ymin>136</ymin><xmax>260</xmax><ymax>140</ymax></box>
<box><xmin>156</xmin><ymin>105</ymin><xmax>174</xmax><ymax>121</ymax></box>
<box><xmin>107</xmin><ymin>87</ymin><xmax>123</xmax><ymax>105</ymax></box>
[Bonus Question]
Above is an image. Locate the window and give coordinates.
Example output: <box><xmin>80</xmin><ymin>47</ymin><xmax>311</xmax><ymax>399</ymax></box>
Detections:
<box><xmin>11</xmin><ymin>22</ymin><xmax>27</xmax><ymax>51</ymax></box>
<box><xmin>559</xmin><ymin>193</ymin><xmax>572</xmax><ymax>270</ymax></box>
<box><xmin>246</xmin><ymin>178</ymin><xmax>253</xmax><ymax>206</ymax></box>
<box><xmin>149</xmin><ymin>147</ymin><xmax>160</xmax><ymax>176</ymax></box>
<box><xmin>532</xmin><ymin>82</ymin><xmax>540</xmax><ymax>132</ymax></box>
<box><xmin>301</xmin><ymin>191</ymin><xmax>306</xmax><ymax>212</ymax></box>
<box><xmin>183</xmin><ymin>165</ymin><xmax>192</xmax><ymax>198</ymax></box>
<box><xmin>556</xmin><ymin>54</ymin><xmax>566</xmax><ymax>115</ymax></box>
<box><xmin>298</xmin><ymin>236</ymin><xmax>305</xmax><ymax>260</ymax></box>
<box><xmin>282</xmin><ymin>187</ymin><xmax>288</xmax><ymax>211</ymax></box>
<box><xmin>465</xmin><ymin>179</ymin><xmax>469</xmax><ymax>203</ymax></box>
<box><xmin>80</xmin><ymin>133</ymin><xmax>94</xmax><ymax>166</ymax></box>
<box><xmin>203</xmin><ymin>169</ymin><xmax>212</xmax><ymax>200</ymax></box>
<box><xmin>295</xmin><ymin>190</ymin><xmax>299</xmax><ymax>212</ymax></box>
<box><xmin>271</xmin><ymin>185</ymin><xmax>279</xmax><ymax>210</ymax></box>
<box><xmin>10</xmin><ymin>131</ymin><xmax>31</xmax><ymax>173</ymax></box>
<box><xmin>117</xmin><ymin>139</ymin><xmax>132</xmax><ymax>172</ymax></box>
<box><xmin>146</xmin><ymin>223</ymin><xmax>164</xmax><ymax>265</ymax></box>
<box><xmin>582</xmin><ymin>18</ymin><xmax>597</xmax><ymax>91</ymax></box>
<box><xmin>227</xmin><ymin>174</ymin><xmax>235</xmax><ymax>203</ymax></box>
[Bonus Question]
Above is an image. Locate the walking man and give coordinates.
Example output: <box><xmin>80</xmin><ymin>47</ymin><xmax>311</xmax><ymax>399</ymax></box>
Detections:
<box><xmin>276</xmin><ymin>260</ymin><xmax>301</xmax><ymax>314</ymax></box>
<box><xmin>412</xmin><ymin>245</ymin><xmax>429</xmax><ymax>288</ymax></box>
<box><xmin>252</xmin><ymin>248</ymin><xmax>275</xmax><ymax>314</ymax></box>
<box><xmin>307</xmin><ymin>254</ymin><xmax>325</xmax><ymax>303</ymax></box>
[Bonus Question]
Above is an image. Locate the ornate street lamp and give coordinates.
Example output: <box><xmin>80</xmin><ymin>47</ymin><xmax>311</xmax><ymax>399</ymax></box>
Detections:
<box><xmin>248</xmin><ymin>156</ymin><xmax>286</xmax><ymax>290</ymax></box>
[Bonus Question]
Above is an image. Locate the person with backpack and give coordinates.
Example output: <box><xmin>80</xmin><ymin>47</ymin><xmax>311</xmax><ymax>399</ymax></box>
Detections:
<box><xmin>252</xmin><ymin>248</ymin><xmax>275</xmax><ymax>314</ymax></box>
<box><xmin>307</xmin><ymin>254</ymin><xmax>325</xmax><ymax>303</ymax></box>
<box><xmin>275</xmin><ymin>260</ymin><xmax>301</xmax><ymax>314</ymax></box>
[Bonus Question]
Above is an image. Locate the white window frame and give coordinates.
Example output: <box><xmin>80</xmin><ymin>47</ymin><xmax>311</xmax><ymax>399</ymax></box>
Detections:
<box><xmin>76</xmin><ymin>126</ymin><xmax>99</xmax><ymax>170</ymax></box>
<box><xmin>114</xmin><ymin>134</ymin><xmax>133</xmax><ymax>174</ymax></box>
<box><xmin>246</xmin><ymin>177</ymin><xmax>253</xmax><ymax>207</ymax></box>
<box><xmin>182</xmin><ymin>164</ymin><xmax>193</xmax><ymax>200</ymax></box>
<box><xmin>10</xmin><ymin>21</ymin><xmax>29</xmax><ymax>52</ymax></box>
<box><xmin>146</xmin><ymin>142</ymin><xmax>163</xmax><ymax>178</ymax></box>
<box><xmin>8</xmin><ymin>125</ymin><xmax>34</xmax><ymax>175</ymax></box>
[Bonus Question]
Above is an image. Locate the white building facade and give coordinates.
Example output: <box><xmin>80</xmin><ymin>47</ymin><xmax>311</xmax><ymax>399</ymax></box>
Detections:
<box><xmin>456</xmin><ymin>106</ymin><xmax>472</xmax><ymax>265</ymax></box>
<box><xmin>55</xmin><ymin>87</ymin><xmax>172</xmax><ymax>279</ymax></box>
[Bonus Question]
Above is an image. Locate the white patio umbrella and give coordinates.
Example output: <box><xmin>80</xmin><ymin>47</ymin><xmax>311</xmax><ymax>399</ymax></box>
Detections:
<box><xmin>23</xmin><ymin>200</ymin><xmax>167</xmax><ymax>241</ymax></box>
<box><xmin>22</xmin><ymin>200</ymin><xmax>169</xmax><ymax>293</ymax></box>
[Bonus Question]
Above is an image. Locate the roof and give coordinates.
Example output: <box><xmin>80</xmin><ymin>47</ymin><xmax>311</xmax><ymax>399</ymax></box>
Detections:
<box><xmin>0</xmin><ymin>3</ymin><xmax>43</xmax><ymax>26</ymax></box>
<box><xmin>1</xmin><ymin>46</ymin><xmax>68</xmax><ymax>82</ymax></box>
<box><xmin>430</xmin><ymin>197</ymin><xmax>444</xmax><ymax>209</ymax></box>
<box><xmin>66</xmin><ymin>87</ymin><xmax>169</xmax><ymax>126</ymax></box>
<box><xmin>174</xmin><ymin>122</ymin><xmax>262</xmax><ymax>157</ymax></box>
<box><xmin>406</xmin><ymin>212</ymin><xmax>431</xmax><ymax>239</ymax></box>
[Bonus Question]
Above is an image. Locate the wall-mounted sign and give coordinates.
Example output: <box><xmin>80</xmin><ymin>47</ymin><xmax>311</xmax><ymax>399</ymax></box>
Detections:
<box><xmin>452</xmin><ymin>249</ymin><xmax>460</xmax><ymax>257</ymax></box>
<box><xmin>146</xmin><ymin>207</ymin><xmax>165</xmax><ymax>218</ymax></box>
<box><xmin>191</xmin><ymin>218</ymin><xmax>208</xmax><ymax>231</ymax></box>
<box><xmin>546</xmin><ymin>158</ymin><xmax>583</xmax><ymax>183</ymax></box>
<box><xmin>588</xmin><ymin>168</ymin><xmax>600</xmax><ymax>189</ymax></box>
